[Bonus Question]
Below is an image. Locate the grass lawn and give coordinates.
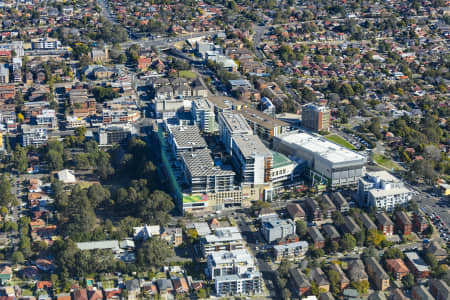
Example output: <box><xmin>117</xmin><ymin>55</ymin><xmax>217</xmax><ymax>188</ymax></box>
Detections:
<box><xmin>178</xmin><ymin>70</ymin><xmax>197</xmax><ymax>79</ymax></box>
<box><xmin>372</xmin><ymin>153</ymin><xmax>401</xmax><ymax>171</ymax></box>
<box><xmin>324</xmin><ymin>134</ymin><xmax>356</xmax><ymax>150</ymax></box>
<box><xmin>101</xmin><ymin>280</ymin><xmax>115</xmax><ymax>289</ymax></box>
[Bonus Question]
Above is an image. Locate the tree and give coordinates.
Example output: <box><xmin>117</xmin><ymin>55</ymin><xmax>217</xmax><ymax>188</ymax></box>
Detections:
<box><xmin>352</xmin><ymin>280</ymin><xmax>369</xmax><ymax>295</ymax></box>
<box><xmin>278</xmin><ymin>259</ymin><xmax>291</xmax><ymax>278</ymax></box>
<box><xmin>341</xmin><ymin>234</ymin><xmax>356</xmax><ymax>252</ymax></box>
<box><xmin>384</xmin><ymin>247</ymin><xmax>404</xmax><ymax>260</ymax></box>
<box><xmin>74</xmin><ymin>153</ymin><xmax>91</xmax><ymax>169</ymax></box>
<box><xmin>424</xmin><ymin>253</ymin><xmax>438</xmax><ymax>269</ymax></box>
<box><xmin>87</xmin><ymin>183</ymin><xmax>110</xmax><ymax>208</ymax></box>
<box><xmin>332</xmin><ymin>211</ymin><xmax>345</xmax><ymax>226</ymax></box>
<box><xmin>0</xmin><ymin>174</ymin><xmax>17</xmax><ymax>207</ymax></box>
<box><xmin>19</xmin><ymin>236</ymin><xmax>32</xmax><ymax>258</ymax></box>
<box><xmin>139</xmin><ymin>190</ymin><xmax>174</xmax><ymax>226</ymax></box>
<box><xmin>47</xmin><ymin>149</ymin><xmax>64</xmax><ymax>171</ymax></box>
<box><xmin>355</xmin><ymin>229</ymin><xmax>366</xmax><ymax>247</ymax></box>
<box><xmin>13</xmin><ymin>146</ymin><xmax>28</xmax><ymax>173</ymax></box>
<box><xmin>12</xmin><ymin>251</ymin><xmax>25</xmax><ymax>264</ymax></box>
<box><xmin>366</xmin><ymin>229</ymin><xmax>385</xmax><ymax>248</ymax></box>
<box><xmin>296</xmin><ymin>220</ymin><xmax>307</xmax><ymax>238</ymax></box>
<box><xmin>327</xmin><ymin>269</ymin><xmax>341</xmax><ymax>295</ymax></box>
<box><xmin>402</xmin><ymin>273</ymin><xmax>415</xmax><ymax>289</ymax></box>
<box><xmin>137</xmin><ymin>238</ymin><xmax>174</xmax><ymax>270</ymax></box>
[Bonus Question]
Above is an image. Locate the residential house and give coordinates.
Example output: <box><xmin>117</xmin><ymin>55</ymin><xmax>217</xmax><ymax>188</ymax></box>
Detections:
<box><xmin>156</xmin><ymin>279</ymin><xmax>173</xmax><ymax>294</ymax></box>
<box><xmin>322</xmin><ymin>224</ymin><xmax>340</xmax><ymax>241</ymax></box>
<box><xmin>376</xmin><ymin>213</ymin><xmax>394</xmax><ymax>236</ymax></box>
<box><xmin>360</xmin><ymin>213</ymin><xmax>377</xmax><ymax>230</ymax></box>
<box><xmin>0</xmin><ymin>265</ymin><xmax>12</xmax><ymax>284</ymax></box>
<box><xmin>72</xmin><ymin>289</ymin><xmax>88</xmax><ymax>300</ymax></box>
<box><xmin>308</xmin><ymin>226</ymin><xmax>325</xmax><ymax>248</ymax></box>
<box><xmin>391</xmin><ymin>288</ymin><xmax>408</xmax><ymax>300</ymax></box>
<box><xmin>320</xmin><ymin>194</ymin><xmax>336</xmax><ymax>219</ymax></box>
<box><xmin>405</xmin><ymin>252</ymin><xmax>430</xmax><ymax>279</ymax></box>
<box><xmin>329</xmin><ymin>263</ymin><xmax>350</xmax><ymax>290</ymax></box>
<box><xmin>331</xmin><ymin>192</ymin><xmax>349</xmax><ymax>213</ymax></box>
<box><xmin>347</xmin><ymin>259</ymin><xmax>369</xmax><ymax>283</ymax></box>
<box><xmin>426</xmin><ymin>241</ymin><xmax>447</xmax><ymax>262</ymax></box>
<box><xmin>309</xmin><ymin>268</ymin><xmax>330</xmax><ymax>292</ymax></box>
<box><xmin>429</xmin><ymin>279</ymin><xmax>450</xmax><ymax>300</ymax></box>
<box><xmin>320</xmin><ymin>292</ymin><xmax>335</xmax><ymax>300</ymax></box>
<box><xmin>385</xmin><ymin>259</ymin><xmax>409</xmax><ymax>280</ymax></box>
<box><xmin>411</xmin><ymin>285</ymin><xmax>434</xmax><ymax>300</ymax></box>
<box><xmin>160</xmin><ymin>227</ymin><xmax>182</xmax><ymax>246</ymax></box>
<box><xmin>289</xmin><ymin>268</ymin><xmax>311</xmax><ymax>297</ymax></box>
<box><xmin>286</xmin><ymin>203</ymin><xmax>305</xmax><ymax>221</ymax></box>
<box><xmin>125</xmin><ymin>279</ymin><xmax>140</xmax><ymax>300</ymax></box>
<box><xmin>369</xmin><ymin>291</ymin><xmax>387</xmax><ymax>300</ymax></box>
<box><xmin>343</xmin><ymin>216</ymin><xmax>362</xmax><ymax>234</ymax></box>
<box><xmin>303</xmin><ymin>198</ymin><xmax>322</xmax><ymax>221</ymax></box>
<box><xmin>395</xmin><ymin>211</ymin><xmax>412</xmax><ymax>235</ymax></box>
<box><xmin>172</xmin><ymin>277</ymin><xmax>189</xmax><ymax>294</ymax></box>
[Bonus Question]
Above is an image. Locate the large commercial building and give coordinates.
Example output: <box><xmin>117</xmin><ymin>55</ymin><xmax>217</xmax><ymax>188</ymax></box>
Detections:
<box><xmin>181</xmin><ymin>149</ymin><xmax>235</xmax><ymax>194</ymax></box>
<box><xmin>357</xmin><ymin>171</ymin><xmax>414</xmax><ymax>211</ymax></box>
<box><xmin>191</xmin><ymin>98</ymin><xmax>217</xmax><ymax>133</ymax></box>
<box><xmin>207</xmin><ymin>249</ymin><xmax>256</xmax><ymax>279</ymax></box>
<box><xmin>301</xmin><ymin>104</ymin><xmax>330</xmax><ymax>132</ymax></box>
<box><xmin>231</xmin><ymin>135</ymin><xmax>272</xmax><ymax>185</ymax></box>
<box><xmin>274</xmin><ymin>131</ymin><xmax>366</xmax><ymax>188</ymax></box>
<box><xmin>218</xmin><ymin>112</ymin><xmax>253</xmax><ymax>154</ymax></box>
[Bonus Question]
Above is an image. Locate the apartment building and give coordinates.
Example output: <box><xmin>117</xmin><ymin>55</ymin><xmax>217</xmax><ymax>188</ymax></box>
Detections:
<box><xmin>308</xmin><ymin>226</ymin><xmax>325</xmax><ymax>249</ymax></box>
<box><xmin>21</xmin><ymin>125</ymin><xmax>48</xmax><ymax>147</ymax></box>
<box><xmin>191</xmin><ymin>98</ymin><xmax>217</xmax><ymax>133</ymax></box>
<box><xmin>376</xmin><ymin>212</ymin><xmax>394</xmax><ymax>236</ymax></box>
<box><xmin>405</xmin><ymin>252</ymin><xmax>430</xmax><ymax>279</ymax></box>
<box><xmin>240</xmin><ymin>107</ymin><xmax>290</xmax><ymax>141</ymax></box>
<box><xmin>35</xmin><ymin>109</ymin><xmax>58</xmax><ymax>129</ymax></box>
<box><xmin>207</xmin><ymin>249</ymin><xmax>256</xmax><ymax>279</ymax></box>
<box><xmin>273</xmin><ymin>241</ymin><xmax>308</xmax><ymax>262</ymax></box>
<box><xmin>0</xmin><ymin>64</ymin><xmax>9</xmax><ymax>84</ymax></box>
<box><xmin>385</xmin><ymin>259</ymin><xmax>409</xmax><ymax>280</ymax></box>
<box><xmin>31</xmin><ymin>38</ymin><xmax>61</xmax><ymax>50</ymax></box>
<box><xmin>215</xmin><ymin>272</ymin><xmax>262</xmax><ymax>297</ymax></box>
<box><xmin>301</xmin><ymin>103</ymin><xmax>330</xmax><ymax>132</ymax></box>
<box><xmin>331</xmin><ymin>191</ymin><xmax>349</xmax><ymax>213</ymax></box>
<box><xmin>181</xmin><ymin>149</ymin><xmax>235</xmax><ymax>194</ymax></box>
<box><xmin>218</xmin><ymin>112</ymin><xmax>252</xmax><ymax>154</ymax></box>
<box><xmin>358</xmin><ymin>171</ymin><xmax>414</xmax><ymax>211</ymax></box>
<box><xmin>98</xmin><ymin>125</ymin><xmax>134</xmax><ymax>146</ymax></box>
<box><xmin>167</xmin><ymin>125</ymin><xmax>208</xmax><ymax>159</ymax></box>
<box><xmin>395</xmin><ymin>211</ymin><xmax>412</xmax><ymax>235</ymax></box>
<box><xmin>201</xmin><ymin>227</ymin><xmax>245</xmax><ymax>257</ymax></box>
<box><xmin>261</xmin><ymin>216</ymin><xmax>295</xmax><ymax>243</ymax></box>
<box><xmin>231</xmin><ymin>135</ymin><xmax>272</xmax><ymax>185</ymax></box>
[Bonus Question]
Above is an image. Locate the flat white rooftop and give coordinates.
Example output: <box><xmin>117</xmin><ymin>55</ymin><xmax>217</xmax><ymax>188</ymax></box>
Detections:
<box><xmin>210</xmin><ymin>249</ymin><xmax>253</xmax><ymax>265</ymax></box>
<box><xmin>204</xmin><ymin>227</ymin><xmax>243</xmax><ymax>243</ymax></box>
<box><xmin>279</xmin><ymin>132</ymin><xmax>365</xmax><ymax>164</ymax></box>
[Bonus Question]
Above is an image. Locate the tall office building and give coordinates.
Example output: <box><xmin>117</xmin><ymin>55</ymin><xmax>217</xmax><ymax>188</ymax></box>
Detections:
<box><xmin>301</xmin><ymin>104</ymin><xmax>330</xmax><ymax>132</ymax></box>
